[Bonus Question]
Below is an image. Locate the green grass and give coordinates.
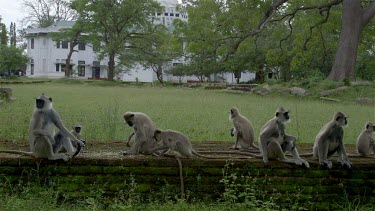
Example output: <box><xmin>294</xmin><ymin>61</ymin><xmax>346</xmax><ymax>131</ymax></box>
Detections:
<box><xmin>0</xmin><ymin>80</ymin><xmax>374</xmax><ymax>144</ymax></box>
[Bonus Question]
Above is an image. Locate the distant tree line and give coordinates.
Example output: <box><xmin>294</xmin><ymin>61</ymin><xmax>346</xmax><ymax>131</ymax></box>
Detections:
<box><xmin>4</xmin><ymin>0</ymin><xmax>375</xmax><ymax>82</ymax></box>
<box><xmin>0</xmin><ymin>17</ymin><xmax>28</xmax><ymax>77</ymax></box>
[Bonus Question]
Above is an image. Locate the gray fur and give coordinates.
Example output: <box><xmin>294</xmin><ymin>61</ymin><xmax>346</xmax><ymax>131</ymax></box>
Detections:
<box><xmin>259</xmin><ymin>107</ymin><xmax>309</xmax><ymax>168</ymax></box>
<box><xmin>313</xmin><ymin>112</ymin><xmax>351</xmax><ymax>169</ymax></box>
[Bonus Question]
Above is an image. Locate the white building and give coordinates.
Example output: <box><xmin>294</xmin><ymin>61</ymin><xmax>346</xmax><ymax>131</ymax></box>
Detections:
<box><xmin>25</xmin><ymin>0</ymin><xmax>254</xmax><ymax>83</ymax></box>
<box><xmin>25</xmin><ymin>21</ymin><xmax>108</xmax><ymax>79</ymax></box>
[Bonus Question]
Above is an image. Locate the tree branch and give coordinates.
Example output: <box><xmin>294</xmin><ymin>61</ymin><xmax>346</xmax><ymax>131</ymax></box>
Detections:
<box><xmin>303</xmin><ymin>7</ymin><xmax>331</xmax><ymax>50</ymax></box>
<box><xmin>361</xmin><ymin>1</ymin><xmax>375</xmax><ymax>28</ymax></box>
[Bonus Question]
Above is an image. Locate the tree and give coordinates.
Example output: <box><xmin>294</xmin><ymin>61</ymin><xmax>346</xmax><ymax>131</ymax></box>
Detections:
<box><xmin>328</xmin><ymin>0</ymin><xmax>375</xmax><ymax>80</ymax></box>
<box><xmin>73</xmin><ymin>0</ymin><xmax>163</xmax><ymax>81</ymax></box>
<box><xmin>135</xmin><ymin>26</ymin><xmax>182</xmax><ymax>85</ymax></box>
<box><xmin>22</xmin><ymin>0</ymin><xmax>77</xmax><ymax>27</ymax></box>
<box><xmin>174</xmin><ymin>0</ymin><xmax>225</xmax><ymax>81</ymax></box>
<box><xmin>9</xmin><ymin>22</ymin><xmax>16</xmax><ymax>46</ymax></box>
<box><xmin>0</xmin><ymin>46</ymin><xmax>29</xmax><ymax>76</ymax></box>
<box><xmin>0</xmin><ymin>23</ymin><xmax>8</xmax><ymax>46</ymax></box>
<box><xmin>179</xmin><ymin>0</ymin><xmax>375</xmax><ymax>81</ymax></box>
<box><xmin>50</xmin><ymin>21</ymin><xmax>84</xmax><ymax>77</ymax></box>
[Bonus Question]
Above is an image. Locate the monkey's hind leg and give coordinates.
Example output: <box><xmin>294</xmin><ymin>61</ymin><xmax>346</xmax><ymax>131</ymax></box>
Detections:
<box><xmin>164</xmin><ymin>154</ymin><xmax>185</xmax><ymax>200</ymax></box>
<box><xmin>33</xmin><ymin>136</ymin><xmax>69</xmax><ymax>161</ymax></box>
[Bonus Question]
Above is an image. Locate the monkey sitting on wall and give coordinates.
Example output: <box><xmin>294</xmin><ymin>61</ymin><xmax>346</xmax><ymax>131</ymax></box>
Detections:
<box><xmin>229</xmin><ymin>107</ymin><xmax>259</xmax><ymax>150</ymax></box>
<box><xmin>0</xmin><ymin>93</ymin><xmax>83</xmax><ymax>161</ymax></box>
<box><xmin>54</xmin><ymin>124</ymin><xmax>86</xmax><ymax>157</ymax></box>
<box><xmin>313</xmin><ymin>112</ymin><xmax>351</xmax><ymax>169</ymax></box>
<box><xmin>356</xmin><ymin>122</ymin><xmax>375</xmax><ymax>157</ymax></box>
<box><xmin>121</xmin><ymin>112</ymin><xmax>159</xmax><ymax>155</ymax></box>
<box><xmin>259</xmin><ymin>107</ymin><xmax>309</xmax><ymax>168</ymax></box>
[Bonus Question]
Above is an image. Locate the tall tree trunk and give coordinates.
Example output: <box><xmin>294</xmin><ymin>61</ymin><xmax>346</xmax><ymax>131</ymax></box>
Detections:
<box><xmin>328</xmin><ymin>0</ymin><xmax>375</xmax><ymax>80</ymax></box>
<box><xmin>65</xmin><ymin>37</ymin><xmax>78</xmax><ymax>78</ymax></box>
<box><xmin>107</xmin><ymin>53</ymin><xmax>115</xmax><ymax>80</ymax></box>
<box><xmin>156</xmin><ymin>66</ymin><xmax>164</xmax><ymax>85</ymax></box>
<box><xmin>65</xmin><ymin>43</ymin><xmax>75</xmax><ymax>77</ymax></box>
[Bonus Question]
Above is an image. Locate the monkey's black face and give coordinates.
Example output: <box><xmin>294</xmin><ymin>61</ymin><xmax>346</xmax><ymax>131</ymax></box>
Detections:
<box><xmin>75</xmin><ymin>127</ymin><xmax>81</xmax><ymax>133</ymax></box>
<box><xmin>36</xmin><ymin>99</ymin><xmax>45</xmax><ymax>109</ymax></box>
<box><xmin>127</xmin><ymin>121</ymin><xmax>133</xmax><ymax>127</ymax></box>
<box><xmin>344</xmin><ymin>117</ymin><xmax>348</xmax><ymax>125</ymax></box>
<box><xmin>284</xmin><ymin>112</ymin><xmax>290</xmax><ymax>120</ymax></box>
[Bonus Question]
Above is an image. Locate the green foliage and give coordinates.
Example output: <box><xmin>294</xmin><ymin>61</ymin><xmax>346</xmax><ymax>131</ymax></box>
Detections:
<box><xmin>0</xmin><ymin>23</ymin><xmax>8</xmax><ymax>46</ymax></box>
<box><xmin>356</xmin><ymin>51</ymin><xmax>375</xmax><ymax>80</ymax></box>
<box><xmin>219</xmin><ymin>162</ymin><xmax>310</xmax><ymax>211</ymax></box>
<box><xmin>72</xmin><ymin>0</ymin><xmax>163</xmax><ymax>80</ymax></box>
<box><xmin>0</xmin><ymin>45</ymin><xmax>29</xmax><ymax>75</ymax></box>
<box><xmin>133</xmin><ymin>25</ymin><xmax>182</xmax><ymax>84</ymax></box>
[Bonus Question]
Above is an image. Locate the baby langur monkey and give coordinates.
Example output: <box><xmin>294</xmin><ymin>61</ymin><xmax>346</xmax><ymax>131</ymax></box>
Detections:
<box><xmin>151</xmin><ymin>129</ymin><xmax>231</xmax><ymax>159</ymax></box>
<box><xmin>356</xmin><ymin>122</ymin><xmax>375</xmax><ymax>157</ymax></box>
<box><xmin>313</xmin><ymin>112</ymin><xmax>351</xmax><ymax>169</ymax></box>
<box><xmin>54</xmin><ymin>124</ymin><xmax>86</xmax><ymax>157</ymax></box>
<box><xmin>259</xmin><ymin>107</ymin><xmax>309</xmax><ymax>168</ymax></box>
<box><xmin>229</xmin><ymin>107</ymin><xmax>259</xmax><ymax>150</ymax></box>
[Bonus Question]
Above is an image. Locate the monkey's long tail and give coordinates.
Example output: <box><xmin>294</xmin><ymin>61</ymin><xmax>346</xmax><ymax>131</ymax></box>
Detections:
<box><xmin>0</xmin><ymin>150</ymin><xmax>34</xmax><ymax>157</ymax></box>
<box><xmin>194</xmin><ymin>150</ymin><xmax>254</xmax><ymax>159</ymax></box>
<box><xmin>164</xmin><ymin>154</ymin><xmax>185</xmax><ymax>200</ymax></box>
<box><xmin>347</xmin><ymin>153</ymin><xmax>374</xmax><ymax>158</ymax></box>
<box><xmin>198</xmin><ymin>150</ymin><xmax>262</xmax><ymax>158</ymax></box>
<box><xmin>298</xmin><ymin>153</ymin><xmax>313</xmax><ymax>157</ymax></box>
<box><xmin>250</xmin><ymin>143</ymin><xmax>260</xmax><ymax>150</ymax></box>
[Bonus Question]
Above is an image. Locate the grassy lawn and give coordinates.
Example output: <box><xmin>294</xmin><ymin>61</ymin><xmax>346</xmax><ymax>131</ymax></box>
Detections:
<box><xmin>0</xmin><ymin>79</ymin><xmax>373</xmax><ymax>145</ymax></box>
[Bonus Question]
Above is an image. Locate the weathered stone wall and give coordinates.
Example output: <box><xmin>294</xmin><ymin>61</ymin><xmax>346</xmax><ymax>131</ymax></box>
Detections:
<box><xmin>0</xmin><ymin>156</ymin><xmax>375</xmax><ymax>210</ymax></box>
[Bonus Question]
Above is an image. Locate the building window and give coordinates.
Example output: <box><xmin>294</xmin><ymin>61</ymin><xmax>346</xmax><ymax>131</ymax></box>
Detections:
<box><xmin>164</xmin><ymin>13</ymin><xmax>168</xmax><ymax>16</ymax></box>
<box><xmin>30</xmin><ymin>59</ymin><xmax>34</xmax><ymax>75</ymax></box>
<box><xmin>78</xmin><ymin>61</ymin><xmax>85</xmax><ymax>76</ymax></box>
<box><xmin>61</xmin><ymin>64</ymin><xmax>66</xmax><ymax>72</ymax></box>
<box><xmin>157</xmin><ymin>13</ymin><xmax>161</xmax><ymax>16</ymax></box>
<box><xmin>31</xmin><ymin>38</ymin><xmax>34</xmax><ymax>49</ymax></box>
<box><xmin>56</xmin><ymin>64</ymin><xmax>60</xmax><ymax>72</ymax></box>
<box><xmin>175</xmin><ymin>13</ymin><xmax>179</xmax><ymax>17</ymax></box>
<box><xmin>62</xmin><ymin>41</ymin><xmax>68</xmax><ymax>49</ymax></box>
<box><xmin>78</xmin><ymin>43</ymin><xmax>86</xmax><ymax>51</ymax></box>
<box><xmin>56</xmin><ymin>41</ymin><xmax>60</xmax><ymax>48</ymax></box>
<box><xmin>170</xmin><ymin>13</ymin><xmax>174</xmax><ymax>16</ymax></box>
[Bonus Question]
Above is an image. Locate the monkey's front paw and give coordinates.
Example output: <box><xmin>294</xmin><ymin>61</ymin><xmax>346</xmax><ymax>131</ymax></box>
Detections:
<box><xmin>62</xmin><ymin>155</ymin><xmax>69</xmax><ymax>162</ymax></box>
<box><xmin>302</xmin><ymin>160</ymin><xmax>310</xmax><ymax>168</ymax></box>
<box><xmin>341</xmin><ymin>161</ymin><xmax>351</xmax><ymax>169</ymax></box>
<box><xmin>294</xmin><ymin>159</ymin><xmax>303</xmax><ymax>166</ymax></box>
<box><xmin>263</xmin><ymin>159</ymin><xmax>269</xmax><ymax>166</ymax></box>
<box><xmin>320</xmin><ymin>161</ymin><xmax>332</xmax><ymax>169</ymax></box>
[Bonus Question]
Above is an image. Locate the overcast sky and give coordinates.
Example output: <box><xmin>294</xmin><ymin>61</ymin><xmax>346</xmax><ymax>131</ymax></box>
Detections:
<box><xmin>0</xmin><ymin>0</ymin><xmax>24</xmax><ymax>28</ymax></box>
<box><xmin>0</xmin><ymin>0</ymin><xmax>182</xmax><ymax>30</ymax></box>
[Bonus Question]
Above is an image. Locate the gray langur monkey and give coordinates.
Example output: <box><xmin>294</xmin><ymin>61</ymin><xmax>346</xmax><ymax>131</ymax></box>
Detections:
<box><xmin>258</xmin><ymin>107</ymin><xmax>309</xmax><ymax>168</ymax></box>
<box><xmin>150</xmin><ymin>129</ymin><xmax>232</xmax><ymax>159</ymax></box>
<box><xmin>313</xmin><ymin>111</ymin><xmax>351</xmax><ymax>169</ymax></box>
<box><xmin>0</xmin><ymin>93</ymin><xmax>82</xmax><ymax>161</ymax></box>
<box><xmin>54</xmin><ymin>124</ymin><xmax>86</xmax><ymax>157</ymax></box>
<box><xmin>356</xmin><ymin>122</ymin><xmax>375</xmax><ymax>157</ymax></box>
<box><xmin>229</xmin><ymin>107</ymin><xmax>258</xmax><ymax>150</ymax></box>
<box><xmin>121</xmin><ymin>112</ymin><xmax>159</xmax><ymax>155</ymax></box>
